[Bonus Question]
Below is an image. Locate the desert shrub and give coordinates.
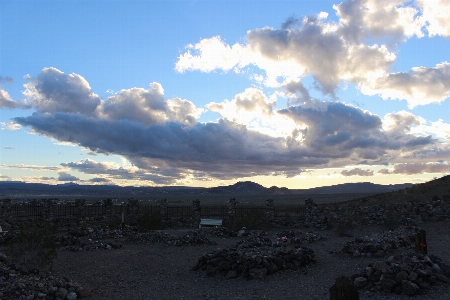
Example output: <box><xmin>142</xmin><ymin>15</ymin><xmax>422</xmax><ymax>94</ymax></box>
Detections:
<box><xmin>224</xmin><ymin>208</ymin><xmax>270</xmax><ymax>230</ymax></box>
<box><xmin>8</xmin><ymin>219</ymin><xmax>58</xmax><ymax>272</ymax></box>
<box><xmin>137</xmin><ymin>211</ymin><xmax>161</xmax><ymax>231</ymax></box>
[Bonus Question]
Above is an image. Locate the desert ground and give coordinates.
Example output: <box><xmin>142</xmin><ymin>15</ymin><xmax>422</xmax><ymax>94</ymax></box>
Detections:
<box><xmin>47</xmin><ymin>220</ymin><xmax>450</xmax><ymax>300</ymax></box>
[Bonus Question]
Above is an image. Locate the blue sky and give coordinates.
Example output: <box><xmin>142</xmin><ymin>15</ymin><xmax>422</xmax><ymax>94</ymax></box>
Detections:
<box><xmin>1</xmin><ymin>0</ymin><xmax>449</xmax><ymax>188</ymax></box>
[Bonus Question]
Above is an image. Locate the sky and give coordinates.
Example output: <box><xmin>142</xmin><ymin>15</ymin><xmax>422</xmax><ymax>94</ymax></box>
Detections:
<box><xmin>0</xmin><ymin>0</ymin><xmax>449</xmax><ymax>189</ymax></box>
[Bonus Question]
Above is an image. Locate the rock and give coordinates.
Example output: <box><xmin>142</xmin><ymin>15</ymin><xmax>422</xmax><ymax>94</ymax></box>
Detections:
<box><xmin>353</xmin><ymin>277</ymin><xmax>367</xmax><ymax>287</ymax></box>
<box><xmin>395</xmin><ymin>271</ymin><xmax>409</xmax><ymax>283</ymax></box>
<box><xmin>435</xmin><ymin>273</ymin><xmax>450</xmax><ymax>283</ymax></box>
<box><xmin>67</xmin><ymin>291</ymin><xmax>77</xmax><ymax>299</ymax></box>
<box><xmin>249</xmin><ymin>268</ymin><xmax>267</xmax><ymax>279</ymax></box>
<box><xmin>408</xmin><ymin>271</ymin><xmax>418</xmax><ymax>281</ymax></box>
<box><xmin>225</xmin><ymin>270</ymin><xmax>237</xmax><ymax>279</ymax></box>
<box><xmin>402</xmin><ymin>280</ymin><xmax>419</xmax><ymax>295</ymax></box>
<box><xmin>55</xmin><ymin>287</ymin><xmax>68</xmax><ymax>299</ymax></box>
<box><xmin>77</xmin><ymin>287</ymin><xmax>92</xmax><ymax>298</ymax></box>
<box><xmin>380</xmin><ymin>278</ymin><xmax>396</xmax><ymax>292</ymax></box>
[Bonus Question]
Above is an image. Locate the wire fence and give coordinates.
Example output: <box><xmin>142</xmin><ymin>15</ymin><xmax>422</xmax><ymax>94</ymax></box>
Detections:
<box><xmin>3</xmin><ymin>203</ymin><xmax>305</xmax><ymax>221</ymax></box>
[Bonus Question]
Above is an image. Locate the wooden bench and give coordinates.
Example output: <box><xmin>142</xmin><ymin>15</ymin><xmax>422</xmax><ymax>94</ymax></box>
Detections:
<box><xmin>199</xmin><ymin>218</ymin><xmax>222</xmax><ymax>228</ymax></box>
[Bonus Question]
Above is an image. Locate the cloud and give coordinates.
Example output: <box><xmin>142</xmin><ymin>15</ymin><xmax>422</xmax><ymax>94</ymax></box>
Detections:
<box><xmin>1</xmin><ymin>164</ymin><xmax>62</xmax><ymax>171</ymax></box>
<box><xmin>23</xmin><ymin>67</ymin><xmax>101</xmax><ymax>115</ymax></box>
<box><xmin>0</xmin><ymin>89</ymin><xmax>20</xmax><ymax>109</ymax></box>
<box><xmin>89</xmin><ymin>177</ymin><xmax>111</xmax><ymax>183</ymax></box>
<box><xmin>378</xmin><ymin>168</ymin><xmax>391</xmax><ymax>175</ymax></box>
<box><xmin>177</xmin><ymin>22</ymin><xmax>395</xmax><ymax>95</ymax></box>
<box><xmin>360</xmin><ymin>62</ymin><xmax>450</xmax><ymax>107</ymax></box>
<box><xmin>333</xmin><ymin>0</ymin><xmax>425</xmax><ymax>43</ymax></box>
<box><xmin>388</xmin><ymin>162</ymin><xmax>450</xmax><ymax>174</ymax></box>
<box><xmin>0</xmin><ymin>122</ymin><xmax>21</xmax><ymax>131</ymax></box>
<box><xmin>57</xmin><ymin>172</ymin><xmax>79</xmax><ymax>181</ymax></box>
<box><xmin>341</xmin><ymin>167</ymin><xmax>374</xmax><ymax>176</ymax></box>
<box><xmin>13</xmin><ymin>68</ymin><xmax>450</xmax><ymax>182</ymax></box>
<box><xmin>0</xmin><ymin>76</ymin><xmax>13</xmax><ymax>83</ymax></box>
<box><xmin>176</xmin><ymin>0</ymin><xmax>449</xmax><ymax>107</ymax></box>
<box><xmin>417</xmin><ymin>0</ymin><xmax>450</xmax><ymax>37</ymax></box>
<box><xmin>98</xmin><ymin>82</ymin><xmax>202</xmax><ymax>125</ymax></box>
<box><xmin>23</xmin><ymin>68</ymin><xmax>203</xmax><ymax>126</ymax></box>
<box><xmin>61</xmin><ymin>158</ymin><xmax>184</xmax><ymax>185</ymax></box>
<box><xmin>383</xmin><ymin>110</ymin><xmax>424</xmax><ymax>132</ymax></box>
<box><xmin>3</xmin><ymin>146</ymin><xmax>14</xmax><ymax>150</ymax></box>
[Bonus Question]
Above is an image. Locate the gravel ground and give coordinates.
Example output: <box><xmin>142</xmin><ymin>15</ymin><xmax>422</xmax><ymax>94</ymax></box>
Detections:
<box><xmin>52</xmin><ymin>220</ymin><xmax>450</xmax><ymax>300</ymax></box>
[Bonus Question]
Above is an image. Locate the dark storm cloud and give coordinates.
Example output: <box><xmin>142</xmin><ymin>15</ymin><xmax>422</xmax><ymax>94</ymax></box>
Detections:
<box><xmin>89</xmin><ymin>177</ymin><xmax>111</xmax><ymax>183</ymax></box>
<box><xmin>13</xmin><ymin>68</ymin><xmax>449</xmax><ymax>183</ymax></box>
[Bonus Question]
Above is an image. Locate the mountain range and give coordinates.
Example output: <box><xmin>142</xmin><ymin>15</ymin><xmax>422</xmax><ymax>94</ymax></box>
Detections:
<box><xmin>0</xmin><ymin>180</ymin><xmax>414</xmax><ymax>197</ymax></box>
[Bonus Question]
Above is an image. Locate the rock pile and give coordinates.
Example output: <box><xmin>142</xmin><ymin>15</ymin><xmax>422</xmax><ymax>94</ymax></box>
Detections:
<box><xmin>276</xmin><ymin>230</ymin><xmax>327</xmax><ymax>244</ymax></box>
<box><xmin>351</xmin><ymin>253</ymin><xmax>450</xmax><ymax>296</ymax></box>
<box><xmin>193</xmin><ymin>239</ymin><xmax>316</xmax><ymax>279</ymax></box>
<box><xmin>234</xmin><ymin>235</ymin><xmax>273</xmax><ymax>249</ymax></box>
<box><xmin>64</xmin><ymin>239</ymin><xmax>122</xmax><ymax>252</ymax></box>
<box><xmin>199</xmin><ymin>227</ymin><xmax>237</xmax><ymax>238</ymax></box>
<box><xmin>0</xmin><ymin>253</ymin><xmax>91</xmax><ymax>299</ymax></box>
<box><xmin>342</xmin><ymin>226</ymin><xmax>419</xmax><ymax>257</ymax></box>
<box><xmin>127</xmin><ymin>230</ymin><xmax>217</xmax><ymax>246</ymax></box>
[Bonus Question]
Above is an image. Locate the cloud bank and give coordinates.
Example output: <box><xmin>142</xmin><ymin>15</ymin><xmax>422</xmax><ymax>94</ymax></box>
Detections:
<box><xmin>176</xmin><ymin>0</ymin><xmax>450</xmax><ymax>107</ymax></box>
<box><xmin>4</xmin><ymin>67</ymin><xmax>447</xmax><ymax>184</ymax></box>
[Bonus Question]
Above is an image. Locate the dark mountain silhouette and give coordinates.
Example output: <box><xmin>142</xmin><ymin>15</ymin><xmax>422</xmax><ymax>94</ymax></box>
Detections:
<box><xmin>0</xmin><ymin>180</ymin><xmax>413</xmax><ymax>197</ymax></box>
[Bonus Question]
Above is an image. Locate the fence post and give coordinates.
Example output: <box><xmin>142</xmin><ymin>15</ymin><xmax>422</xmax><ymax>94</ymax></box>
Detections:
<box><xmin>160</xmin><ymin>199</ymin><xmax>168</xmax><ymax>221</ymax></box>
<box><xmin>44</xmin><ymin>199</ymin><xmax>54</xmax><ymax>221</ymax></box>
<box><xmin>192</xmin><ymin>199</ymin><xmax>201</xmax><ymax>227</ymax></box>
<box><xmin>75</xmin><ymin>199</ymin><xmax>86</xmax><ymax>221</ymax></box>
<box><xmin>266</xmin><ymin>199</ymin><xmax>274</xmax><ymax>221</ymax></box>
<box><xmin>228</xmin><ymin>198</ymin><xmax>237</xmax><ymax>218</ymax></box>
<box><xmin>1</xmin><ymin>199</ymin><xmax>12</xmax><ymax>223</ymax></box>
<box><xmin>127</xmin><ymin>198</ymin><xmax>139</xmax><ymax>225</ymax></box>
<box><xmin>103</xmin><ymin>198</ymin><xmax>113</xmax><ymax>223</ymax></box>
<box><xmin>415</xmin><ymin>230</ymin><xmax>427</xmax><ymax>254</ymax></box>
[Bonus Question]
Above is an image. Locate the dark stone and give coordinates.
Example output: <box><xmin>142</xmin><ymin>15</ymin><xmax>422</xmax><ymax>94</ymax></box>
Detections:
<box><xmin>225</xmin><ymin>270</ymin><xmax>237</xmax><ymax>279</ymax></box>
<box><xmin>249</xmin><ymin>268</ymin><xmax>267</xmax><ymax>279</ymax></box>
<box><xmin>380</xmin><ymin>278</ymin><xmax>396</xmax><ymax>292</ymax></box>
<box><xmin>396</xmin><ymin>271</ymin><xmax>409</xmax><ymax>283</ymax></box>
<box><xmin>435</xmin><ymin>273</ymin><xmax>450</xmax><ymax>283</ymax></box>
<box><xmin>402</xmin><ymin>280</ymin><xmax>419</xmax><ymax>295</ymax></box>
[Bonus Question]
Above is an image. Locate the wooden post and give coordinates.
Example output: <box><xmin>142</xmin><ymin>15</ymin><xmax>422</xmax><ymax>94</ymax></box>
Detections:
<box><xmin>329</xmin><ymin>276</ymin><xmax>359</xmax><ymax>300</ymax></box>
<box><xmin>415</xmin><ymin>230</ymin><xmax>427</xmax><ymax>254</ymax></box>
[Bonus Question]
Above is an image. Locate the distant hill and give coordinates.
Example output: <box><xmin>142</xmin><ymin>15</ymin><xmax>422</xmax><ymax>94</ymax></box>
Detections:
<box><xmin>0</xmin><ymin>180</ymin><xmax>413</xmax><ymax>197</ymax></box>
<box><xmin>344</xmin><ymin>175</ymin><xmax>450</xmax><ymax>206</ymax></box>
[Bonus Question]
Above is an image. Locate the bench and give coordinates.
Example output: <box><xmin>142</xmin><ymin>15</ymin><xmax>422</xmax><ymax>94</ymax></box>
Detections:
<box><xmin>199</xmin><ymin>218</ymin><xmax>222</xmax><ymax>228</ymax></box>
